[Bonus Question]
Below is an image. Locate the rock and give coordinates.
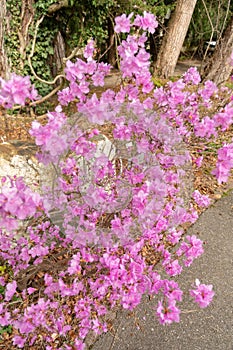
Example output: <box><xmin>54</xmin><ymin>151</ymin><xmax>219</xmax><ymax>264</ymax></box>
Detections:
<box><xmin>0</xmin><ymin>141</ymin><xmax>52</xmax><ymax>192</ymax></box>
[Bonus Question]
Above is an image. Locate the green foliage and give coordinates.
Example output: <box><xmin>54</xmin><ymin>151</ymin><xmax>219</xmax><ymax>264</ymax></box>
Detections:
<box><xmin>0</xmin><ymin>325</ymin><xmax>12</xmax><ymax>336</ymax></box>
<box><xmin>0</xmin><ymin>285</ymin><xmax>4</xmax><ymax>295</ymax></box>
<box><xmin>152</xmin><ymin>76</ymin><xmax>165</xmax><ymax>87</ymax></box>
<box><xmin>0</xmin><ymin>266</ymin><xmax>6</xmax><ymax>275</ymax></box>
<box><xmin>129</xmin><ymin>0</ymin><xmax>176</xmax><ymax>18</ymax></box>
<box><xmin>0</xmin><ymin>277</ymin><xmax>13</xmax><ymax>337</ymax></box>
<box><xmin>57</xmin><ymin>0</ymin><xmax>118</xmax><ymax>50</ymax></box>
<box><xmin>225</xmin><ymin>81</ymin><xmax>233</xmax><ymax>89</ymax></box>
<box><xmin>5</xmin><ymin>0</ymin><xmax>22</xmax><ymax>73</ymax></box>
<box><xmin>27</xmin><ymin>17</ymin><xmax>57</xmax><ymax>96</ymax></box>
<box><xmin>5</xmin><ymin>0</ymin><xmax>57</xmax><ymax>96</ymax></box>
<box><xmin>33</xmin><ymin>0</ymin><xmax>58</xmax><ymax>15</ymax></box>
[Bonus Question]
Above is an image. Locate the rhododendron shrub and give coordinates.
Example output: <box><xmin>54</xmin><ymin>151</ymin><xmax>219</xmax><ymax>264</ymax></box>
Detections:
<box><xmin>1</xmin><ymin>11</ymin><xmax>233</xmax><ymax>349</ymax></box>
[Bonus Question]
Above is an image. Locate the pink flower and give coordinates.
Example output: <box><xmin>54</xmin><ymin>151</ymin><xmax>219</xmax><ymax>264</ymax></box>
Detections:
<box><xmin>199</xmin><ymin>80</ymin><xmax>217</xmax><ymax>101</ymax></box>
<box><xmin>27</xmin><ymin>287</ymin><xmax>37</xmax><ymax>295</ymax></box>
<box><xmin>183</xmin><ymin>67</ymin><xmax>201</xmax><ymax>85</ymax></box>
<box><xmin>92</xmin><ymin>71</ymin><xmax>105</xmax><ymax>87</ymax></box>
<box><xmin>122</xmin><ymin>287</ymin><xmax>142</xmax><ymax>310</ymax></box>
<box><xmin>114</xmin><ymin>13</ymin><xmax>133</xmax><ymax>33</ymax></box>
<box><xmin>74</xmin><ymin>338</ymin><xmax>86</xmax><ymax>349</ymax></box>
<box><xmin>190</xmin><ymin>279</ymin><xmax>214</xmax><ymax>308</ymax></box>
<box><xmin>113</xmin><ymin>122</ymin><xmax>132</xmax><ymax>140</ymax></box>
<box><xmin>0</xmin><ymin>178</ymin><xmax>42</xmax><ymax>222</ymax></box>
<box><xmin>68</xmin><ymin>253</ymin><xmax>81</xmax><ymax>275</ymax></box>
<box><xmin>0</xmin><ymin>309</ymin><xmax>11</xmax><ymax>326</ymax></box>
<box><xmin>194</xmin><ymin>116</ymin><xmax>217</xmax><ymax>138</ymax></box>
<box><xmin>157</xmin><ymin>299</ymin><xmax>180</xmax><ymax>325</ymax></box>
<box><xmin>192</xmin><ymin>190</ymin><xmax>210</xmax><ymax>207</ymax></box>
<box><xmin>0</xmin><ymin>73</ymin><xmax>38</xmax><ymax>108</ymax></box>
<box><xmin>212</xmin><ymin>162</ymin><xmax>230</xmax><ymax>184</ymax></box>
<box><xmin>167</xmin><ymin>228</ymin><xmax>183</xmax><ymax>245</ymax></box>
<box><xmin>134</xmin><ymin>12</ymin><xmax>158</xmax><ymax>33</ymax></box>
<box><xmin>84</xmin><ymin>39</ymin><xmax>95</xmax><ymax>61</ymax></box>
<box><xmin>64</xmin><ymin>59</ymin><xmax>87</xmax><ymax>81</ymax></box>
<box><xmin>212</xmin><ymin>143</ymin><xmax>233</xmax><ymax>184</ymax></box>
<box><xmin>165</xmin><ymin>259</ymin><xmax>183</xmax><ymax>276</ymax></box>
<box><xmin>13</xmin><ymin>335</ymin><xmax>26</xmax><ymax>349</ymax></box>
<box><xmin>5</xmin><ymin>280</ymin><xmax>17</xmax><ymax>301</ymax></box>
<box><xmin>0</xmin><ymin>277</ymin><xmax>5</xmax><ymax>286</ymax></box>
<box><xmin>162</xmin><ymin>280</ymin><xmax>183</xmax><ymax>302</ymax></box>
<box><xmin>176</xmin><ymin>235</ymin><xmax>204</xmax><ymax>266</ymax></box>
<box><xmin>193</xmin><ymin>155</ymin><xmax>203</xmax><ymax>167</ymax></box>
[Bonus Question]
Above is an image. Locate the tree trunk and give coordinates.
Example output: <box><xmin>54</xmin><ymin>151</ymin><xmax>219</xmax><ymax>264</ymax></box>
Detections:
<box><xmin>153</xmin><ymin>0</ymin><xmax>197</xmax><ymax>78</ymax></box>
<box><xmin>18</xmin><ymin>0</ymin><xmax>35</xmax><ymax>71</ymax></box>
<box><xmin>1</xmin><ymin>0</ymin><xmax>35</xmax><ymax>76</ymax></box>
<box><xmin>203</xmin><ymin>16</ymin><xmax>233</xmax><ymax>85</ymax></box>
<box><xmin>108</xmin><ymin>18</ymin><xmax>116</xmax><ymax>67</ymax></box>
<box><xmin>53</xmin><ymin>31</ymin><xmax>66</xmax><ymax>77</ymax></box>
<box><xmin>0</xmin><ymin>0</ymin><xmax>8</xmax><ymax>78</ymax></box>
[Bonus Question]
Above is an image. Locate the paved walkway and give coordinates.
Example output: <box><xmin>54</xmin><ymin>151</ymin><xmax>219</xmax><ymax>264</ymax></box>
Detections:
<box><xmin>92</xmin><ymin>191</ymin><xmax>233</xmax><ymax>350</ymax></box>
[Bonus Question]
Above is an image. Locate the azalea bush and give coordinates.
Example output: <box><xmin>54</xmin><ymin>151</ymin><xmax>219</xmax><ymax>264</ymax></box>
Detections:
<box><xmin>0</xmin><ymin>11</ymin><xmax>232</xmax><ymax>349</ymax></box>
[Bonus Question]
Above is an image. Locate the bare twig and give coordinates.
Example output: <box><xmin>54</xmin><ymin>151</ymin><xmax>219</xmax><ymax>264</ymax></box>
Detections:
<box><xmin>109</xmin><ymin>14</ymin><xmax>121</xmax><ymax>70</ymax></box>
<box><xmin>201</xmin><ymin>0</ymin><xmax>215</xmax><ymax>63</ymax></box>
<box><xmin>219</xmin><ymin>0</ymin><xmax>231</xmax><ymax>40</ymax></box>
<box><xmin>98</xmin><ymin>42</ymin><xmax>114</xmax><ymax>61</ymax></box>
<box><xmin>63</xmin><ymin>46</ymin><xmax>82</xmax><ymax>64</ymax></box>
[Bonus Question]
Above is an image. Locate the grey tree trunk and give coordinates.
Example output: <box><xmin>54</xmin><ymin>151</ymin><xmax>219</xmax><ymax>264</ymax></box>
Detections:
<box><xmin>153</xmin><ymin>0</ymin><xmax>197</xmax><ymax>78</ymax></box>
<box><xmin>203</xmin><ymin>15</ymin><xmax>233</xmax><ymax>85</ymax></box>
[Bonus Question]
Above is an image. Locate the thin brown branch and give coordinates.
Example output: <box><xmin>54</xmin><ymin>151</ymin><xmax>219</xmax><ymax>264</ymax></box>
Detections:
<box><xmin>201</xmin><ymin>0</ymin><xmax>215</xmax><ymax>63</ymax></box>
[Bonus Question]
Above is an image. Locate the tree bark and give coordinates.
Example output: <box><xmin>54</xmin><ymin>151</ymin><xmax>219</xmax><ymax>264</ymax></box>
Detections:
<box><xmin>153</xmin><ymin>0</ymin><xmax>197</xmax><ymax>78</ymax></box>
<box><xmin>18</xmin><ymin>0</ymin><xmax>35</xmax><ymax>70</ymax></box>
<box><xmin>53</xmin><ymin>31</ymin><xmax>66</xmax><ymax>77</ymax></box>
<box><xmin>203</xmin><ymin>15</ymin><xmax>233</xmax><ymax>85</ymax></box>
<box><xmin>107</xmin><ymin>18</ymin><xmax>116</xmax><ymax>67</ymax></box>
<box><xmin>0</xmin><ymin>0</ymin><xmax>8</xmax><ymax>78</ymax></box>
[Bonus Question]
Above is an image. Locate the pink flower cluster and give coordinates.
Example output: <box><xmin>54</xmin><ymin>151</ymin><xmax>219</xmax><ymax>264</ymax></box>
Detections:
<box><xmin>192</xmin><ymin>190</ymin><xmax>211</xmax><ymax>207</ymax></box>
<box><xmin>115</xmin><ymin>11</ymin><xmax>158</xmax><ymax>34</ymax></box>
<box><xmin>176</xmin><ymin>235</ymin><xmax>204</xmax><ymax>267</ymax></box>
<box><xmin>190</xmin><ymin>279</ymin><xmax>215</xmax><ymax>308</ymax></box>
<box><xmin>0</xmin><ymin>73</ymin><xmax>38</xmax><ymax>108</ymax></box>
<box><xmin>0</xmin><ymin>177</ymin><xmax>42</xmax><ymax>231</ymax></box>
<box><xmin>57</xmin><ymin>56</ymin><xmax>110</xmax><ymax>105</ymax></box>
<box><xmin>212</xmin><ymin>143</ymin><xmax>233</xmax><ymax>183</ymax></box>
